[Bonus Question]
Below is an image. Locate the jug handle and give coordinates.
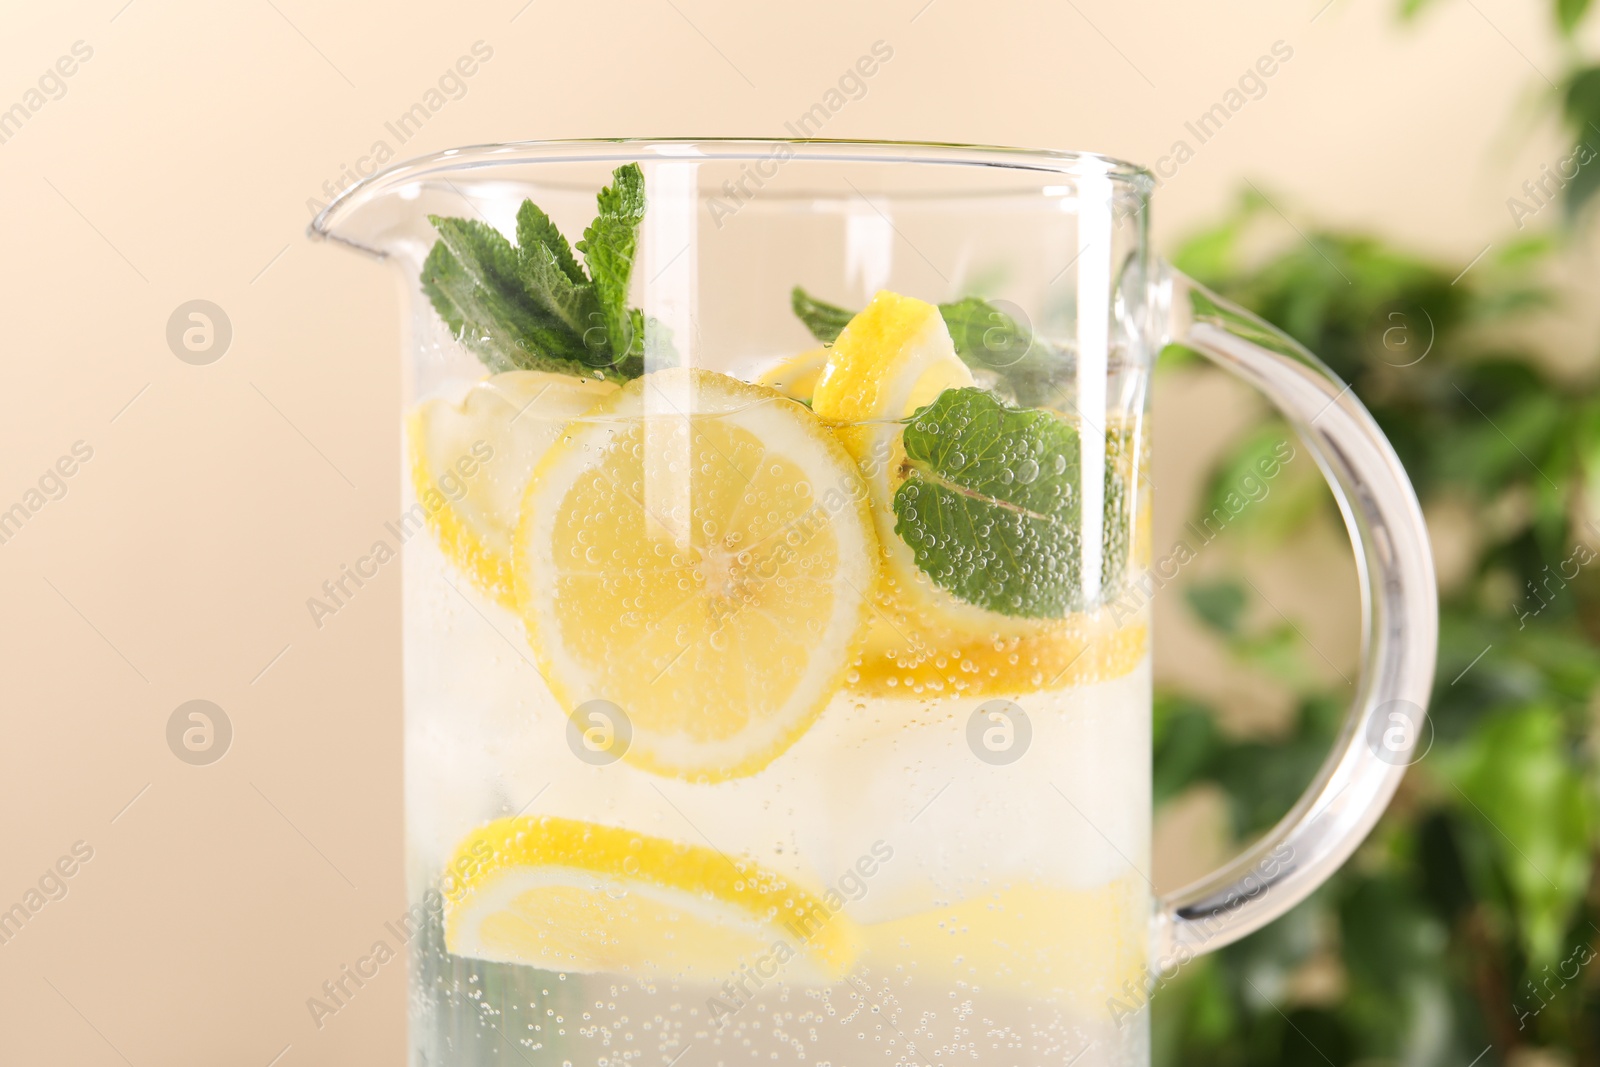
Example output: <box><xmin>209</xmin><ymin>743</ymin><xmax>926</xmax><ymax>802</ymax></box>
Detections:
<box><xmin>1150</xmin><ymin>263</ymin><xmax>1438</xmax><ymax>961</ymax></box>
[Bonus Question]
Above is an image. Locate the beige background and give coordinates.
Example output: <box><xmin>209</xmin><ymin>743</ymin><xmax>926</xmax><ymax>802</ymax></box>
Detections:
<box><xmin>0</xmin><ymin>0</ymin><xmax>1588</xmax><ymax>1063</ymax></box>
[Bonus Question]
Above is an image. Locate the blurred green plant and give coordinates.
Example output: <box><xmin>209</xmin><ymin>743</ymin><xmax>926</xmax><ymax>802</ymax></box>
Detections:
<box><xmin>1152</xmin><ymin>192</ymin><xmax>1600</xmax><ymax>1065</ymax></box>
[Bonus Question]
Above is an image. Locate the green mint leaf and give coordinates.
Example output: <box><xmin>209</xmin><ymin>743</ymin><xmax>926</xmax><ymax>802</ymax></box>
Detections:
<box><xmin>893</xmin><ymin>388</ymin><xmax>1084</xmax><ymax>617</ymax></box>
<box><xmin>938</xmin><ymin>297</ymin><xmax>1033</xmax><ymax>365</ymax></box>
<box><xmin>937</xmin><ymin>297</ymin><xmax>1072</xmax><ymax>408</ymax></box>
<box><xmin>517</xmin><ymin>240</ymin><xmax>606</xmax><ymax>363</ymax></box>
<box><xmin>423</xmin><ymin>217</ymin><xmax>589</xmax><ymax>372</ymax></box>
<box><xmin>890</xmin><ymin>388</ymin><xmax>1133</xmax><ymax>616</ymax></box>
<box><xmin>420</xmin><ymin>240</ymin><xmax>468</xmax><ymax>339</ymax></box>
<box><xmin>515</xmin><ymin>200</ymin><xmax>587</xmax><ymax>286</ymax></box>
<box><xmin>577</xmin><ymin>163</ymin><xmax>646</xmax><ymax>366</ymax></box>
<box><xmin>792</xmin><ymin>286</ymin><xmax>856</xmax><ymax>343</ymax></box>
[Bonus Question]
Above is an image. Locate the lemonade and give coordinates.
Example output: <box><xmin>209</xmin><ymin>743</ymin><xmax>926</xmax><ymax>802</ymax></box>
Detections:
<box><xmin>398</xmin><ymin>165</ymin><xmax>1152</xmax><ymax>1066</ymax></box>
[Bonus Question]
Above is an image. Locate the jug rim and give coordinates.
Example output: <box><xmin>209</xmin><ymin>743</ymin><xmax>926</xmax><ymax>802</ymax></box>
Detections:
<box><xmin>307</xmin><ymin>137</ymin><xmax>1154</xmax><ymax>257</ymax></box>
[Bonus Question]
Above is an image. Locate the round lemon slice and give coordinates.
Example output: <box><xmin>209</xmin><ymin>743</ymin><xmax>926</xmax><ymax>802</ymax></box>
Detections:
<box><xmin>442</xmin><ymin>816</ymin><xmax>856</xmax><ymax>982</ymax></box>
<box><xmin>754</xmin><ymin>345</ymin><xmax>831</xmax><ymax>403</ymax></box>
<box><xmin>409</xmin><ymin>371</ymin><xmax>618</xmax><ymax>607</ymax></box>
<box><xmin>514</xmin><ymin>368</ymin><xmax>877</xmax><ymax>781</ymax></box>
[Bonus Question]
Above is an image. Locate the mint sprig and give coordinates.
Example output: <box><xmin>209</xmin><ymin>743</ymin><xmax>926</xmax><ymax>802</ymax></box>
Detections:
<box><xmin>892</xmin><ymin>387</ymin><xmax>1130</xmax><ymax>617</ymax></box>
<box><xmin>791</xmin><ymin>286</ymin><xmax>1068</xmax><ymax>406</ymax></box>
<box><xmin>421</xmin><ymin>164</ymin><xmax>660</xmax><ymax>380</ymax></box>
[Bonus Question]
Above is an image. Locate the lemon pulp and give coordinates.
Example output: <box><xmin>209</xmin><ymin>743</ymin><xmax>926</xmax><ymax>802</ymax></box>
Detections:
<box><xmin>514</xmin><ymin>368</ymin><xmax>878</xmax><ymax>781</ymax></box>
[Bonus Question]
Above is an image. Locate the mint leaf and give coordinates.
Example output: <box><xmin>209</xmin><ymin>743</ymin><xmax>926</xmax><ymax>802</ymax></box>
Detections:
<box><xmin>792</xmin><ymin>287</ymin><xmax>855</xmax><ymax>343</ymax></box>
<box><xmin>938</xmin><ymin>296</ymin><xmax>1035</xmax><ymax>365</ymax></box>
<box><xmin>892</xmin><ymin>388</ymin><xmax>1133</xmax><ymax>618</ymax></box>
<box><xmin>420</xmin><ymin>240</ymin><xmax>467</xmax><ymax>337</ymax></box>
<box><xmin>893</xmin><ymin>388</ymin><xmax>1084</xmax><ymax>617</ymax></box>
<box><xmin>936</xmin><ymin>296</ymin><xmax>1071</xmax><ymax>407</ymax></box>
<box><xmin>516</xmin><ymin>200</ymin><xmax>586</xmax><ymax>285</ymax></box>
<box><xmin>423</xmin><ymin>218</ymin><xmax>587</xmax><ymax>372</ymax></box>
<box><xmin>940</xmin><ymin>295</ymin><xmax>1030</xmax><ymax>363</ymax></box>
<box><xmin>578</xmin><ymin>163</ymin><xmax>646</xmax><ymax>367</ymax></box>
<box><xmin>518</xmin><ymin>240</ymin><xmax>603</xmax><ymax>356</ymax></box>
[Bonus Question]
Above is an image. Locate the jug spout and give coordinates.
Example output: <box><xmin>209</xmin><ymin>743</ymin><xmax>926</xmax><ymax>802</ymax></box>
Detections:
<box><xmin>308</xmin><ymin>141</ymin><xmax>697</xmax><ymax>266</ymax></box>
<box><xmin>306</xmin><ymin>148</ymin><xmax>458</xmax><ymax>262</ymax></box>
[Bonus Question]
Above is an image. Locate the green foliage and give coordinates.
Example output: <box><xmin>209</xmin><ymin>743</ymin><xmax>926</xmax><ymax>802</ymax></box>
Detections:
<box><xmin>1155</xmin><ymin>194</ymin><xmax>1600</xmax><ymax>1064</ymax></box>
<box><xmin>1185</xmin><ymin>579</ymin><xmax>1247</xmax><ymax>636</ymax></box>
<box><xmin>1448</xmin><ymin>707</ymin><xmax>1594</xmax><ymax>966</ymax></box>
<box><xmin>1197</xmin><ymin>425</ymin><xmax>1321</xmax><ymax>541</ymax></box>
<box><xmin>1561</xmin><ymin>0</ymin><xmax>1594</xmax><ymax>35</ymax></box>
<box><xmin>1561</xmin><ymin>72</ymin><xmax>1600</xmax><ymax>219</ymax></box>
<box><xmin>1398</xmin><ymin>0</ymin><xmax>1441</xmax><ymax>20</ymax></box>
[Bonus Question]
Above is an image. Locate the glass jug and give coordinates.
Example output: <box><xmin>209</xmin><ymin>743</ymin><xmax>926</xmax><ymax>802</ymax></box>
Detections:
<box><xmin>310</xmin><ymin>139</ymin><xmax>1436</xmax><ymax>1067</ymax></box>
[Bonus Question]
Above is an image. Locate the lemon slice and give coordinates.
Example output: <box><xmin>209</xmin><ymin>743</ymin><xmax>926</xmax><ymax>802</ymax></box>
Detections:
<box><xmin>514</xmin><ymin>368</ymin><xmax>877</xmax><ymax>781</ymax></box>
<box><xmin>754</xmin><ymin>345</ymin><xmax>831</xmax><ymax>403</ymax></box>
<box><xmin>857</xmin><ymin>879</ymin><xmax>1146</xmax><ymax>1002</ymax></box>
<box><xmin>812</xmin><ymin>291</ymin><xmax>973</xmax><ymax>422</ymax></box>
<box><xmin>443</xmin><ymin>816</ymin><xmax>856</xmax><ymax>981</ymax></box>
<box><xmin>409</xmin><ymin>371</ymin><xmax>618</xmax><ymax>607</ymax></box>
